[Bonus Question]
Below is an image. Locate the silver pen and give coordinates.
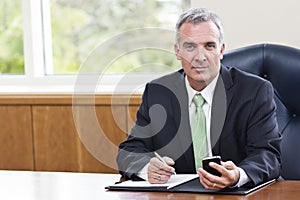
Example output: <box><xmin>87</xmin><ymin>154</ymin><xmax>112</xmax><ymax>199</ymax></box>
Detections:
<box><xmin>154</xmin><ymin>151</ymin><xmax>176</xmax><ymax>175</ymax></box>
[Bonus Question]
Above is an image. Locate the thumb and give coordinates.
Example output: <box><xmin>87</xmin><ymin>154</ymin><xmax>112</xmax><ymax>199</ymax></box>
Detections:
<box><xmin>222</xmin><ymin>161</ymin><xmax>235</xmax><ymax>170</ymax></box>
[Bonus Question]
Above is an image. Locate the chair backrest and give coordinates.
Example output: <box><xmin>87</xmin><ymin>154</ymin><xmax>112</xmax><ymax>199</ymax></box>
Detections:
<box><xmin>221</xmin><ymin>43</ymin><xmax>300</xmax><ymax>180</ymax></box>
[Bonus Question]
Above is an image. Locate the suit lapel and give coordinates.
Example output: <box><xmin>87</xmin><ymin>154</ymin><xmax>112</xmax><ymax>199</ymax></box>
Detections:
<box><xmin>169</xmin><ymin>70</ymin><xmax>195</xmax><ymax>170</ymax></box>
<box><xmin>211</xmin><ymin>66</ymin><xmax>234</xmax><ymax>154</ymax></box>
<box><xmin>210</xmin><ymin>75</ymin><xmax>227</xmax><ymax>153</ymax></box>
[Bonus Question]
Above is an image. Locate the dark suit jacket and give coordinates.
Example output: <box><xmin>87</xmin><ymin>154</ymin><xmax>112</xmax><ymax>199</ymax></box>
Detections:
<box><xmin>117</xmin><ymin>66</ymin><xmax>281</xmax><ymax>186</ymax></box>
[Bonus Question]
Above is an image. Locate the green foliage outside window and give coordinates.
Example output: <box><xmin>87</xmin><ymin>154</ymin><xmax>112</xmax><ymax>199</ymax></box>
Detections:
<box><xmin>0</xmin><ymin>0</ymin><xmax>24</xmax><ymax>74</ymax></box>
<box><xmin>50</xmin><ymin>0</ymin><xmax>188</xmax><ymax>74</ymax></box>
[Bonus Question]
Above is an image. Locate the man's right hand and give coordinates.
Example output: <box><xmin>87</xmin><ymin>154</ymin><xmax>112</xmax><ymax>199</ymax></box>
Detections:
<box><xmin>147</xmin><ymin>156</ymin><xmax>175</xmax><ymax>184</ymax></box>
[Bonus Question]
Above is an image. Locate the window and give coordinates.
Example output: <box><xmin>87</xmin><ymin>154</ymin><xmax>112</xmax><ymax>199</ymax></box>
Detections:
<box><xmin>0</xmin><ymin>0</ymin><xmax>191</xmax><ymax>93</ymax></box>
<box><xmin>0</xmin><ymin>0</ymin><xmax>24</xmax><ymax>74</ymax></box>
<box><xmin>48</xmin><ymin>0</ymin><xmax>189</xmax><ymax>75</ymax></box>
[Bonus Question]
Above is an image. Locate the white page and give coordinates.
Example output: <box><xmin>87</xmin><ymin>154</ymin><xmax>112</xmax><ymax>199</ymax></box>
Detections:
<box><xmin>114</xmin><ymin>174</ymin><xmax>199</xmax><ymax>189</ymax></box>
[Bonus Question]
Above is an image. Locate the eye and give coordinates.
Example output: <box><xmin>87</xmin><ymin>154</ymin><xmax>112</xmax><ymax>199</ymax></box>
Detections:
<box><xmin>183</xmin><ymin>43</ymin><xmax>196</xmax><ymax>51</ymax></box>
<box><xmin>206</xmin><ymin>42</ymin><xmax>216</xmax><ymax>50</ymax></box>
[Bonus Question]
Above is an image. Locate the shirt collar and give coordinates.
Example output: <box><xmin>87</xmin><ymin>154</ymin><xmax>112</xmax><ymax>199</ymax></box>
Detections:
<box><xmin>185</xmin><ymin>73</ymin><xmax>219</xmax><ymax>107</ymax></box>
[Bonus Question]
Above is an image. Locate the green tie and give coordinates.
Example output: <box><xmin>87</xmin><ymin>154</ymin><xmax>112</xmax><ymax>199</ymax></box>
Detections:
<box><xmin>191</xmin><ymin>93</ymin><xmax>208</xmax><ymax>170</ymax></box>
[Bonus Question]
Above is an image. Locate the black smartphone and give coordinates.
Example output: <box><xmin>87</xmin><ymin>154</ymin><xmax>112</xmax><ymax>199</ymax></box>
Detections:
<box><xmin>202</xmin><ymin>156</ymin><xmax>222</xmax><ymax>177</ymax></box>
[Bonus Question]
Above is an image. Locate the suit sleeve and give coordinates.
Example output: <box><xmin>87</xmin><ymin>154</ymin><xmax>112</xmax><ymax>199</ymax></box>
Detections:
<box><xmin>116</xmin><ymin>83</ymin><xmax>154</xmax><ymax>180</ymax></box>
<box><xmin>238</xmin><ymin>81</ymin><xmax>281</xmax><ymax>185</ymax></box>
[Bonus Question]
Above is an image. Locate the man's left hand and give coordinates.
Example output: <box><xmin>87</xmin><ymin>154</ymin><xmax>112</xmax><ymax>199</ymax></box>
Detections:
<box><xmin>197</xmin><ymin>161</ymin><xmax>240</xmax><ymax>190</ymax></box>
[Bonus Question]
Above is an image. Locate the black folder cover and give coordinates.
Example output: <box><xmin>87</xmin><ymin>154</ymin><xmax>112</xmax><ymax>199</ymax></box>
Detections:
<box><xmin>106</xmin><ymin>178</ymin><xmax>275</xmax><ymax>195</ymax></box>
<box><xmin>170</xmin><ymin>178</ymin><xmax>275</xmax><ymax>195</ymax></box>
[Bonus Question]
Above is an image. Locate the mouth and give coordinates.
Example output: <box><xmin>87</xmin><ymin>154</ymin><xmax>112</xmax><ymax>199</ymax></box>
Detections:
<box><xmin>191</xmin><ymin>65</ymin><xmax>208</xmax><ymax>71</ymax></box>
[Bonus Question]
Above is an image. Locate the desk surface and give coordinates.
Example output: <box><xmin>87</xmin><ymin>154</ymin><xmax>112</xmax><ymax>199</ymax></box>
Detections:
<box><xmin>0</xmin><ymin>170</ymin><xmax>299</xmax><ymax>200</ymax></box>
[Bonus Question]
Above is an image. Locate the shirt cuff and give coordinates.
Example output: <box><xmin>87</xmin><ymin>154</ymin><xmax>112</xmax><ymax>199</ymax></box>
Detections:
<box><xmin>234</xmin><ymin>167</ymin><xmax>250</xmax><ymax>187</ymax></box>
<box><xmin>137</xmin><ymin>163</ymin><xmax>149</xmax><ymax>181</ymax></box>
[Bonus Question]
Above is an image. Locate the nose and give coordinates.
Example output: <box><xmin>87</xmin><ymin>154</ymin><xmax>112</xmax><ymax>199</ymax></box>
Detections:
<box><xmin>194</xmin><ymin>47</ymin><xmax>207</xmax><ymax>62</ymax></box>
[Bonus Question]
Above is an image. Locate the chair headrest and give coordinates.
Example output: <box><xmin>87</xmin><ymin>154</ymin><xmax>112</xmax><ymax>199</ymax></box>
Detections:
<box><xmin>222</xmin><ymin>43</ymin><xmax>300</xmax><ymax>115</ymax></box>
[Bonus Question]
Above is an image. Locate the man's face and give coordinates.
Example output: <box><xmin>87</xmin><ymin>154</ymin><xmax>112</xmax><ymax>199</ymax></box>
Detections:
<box><xmin>174</xmin><ymin>21</ymin><xmax>225</xmax><ymax>91</ymax></box>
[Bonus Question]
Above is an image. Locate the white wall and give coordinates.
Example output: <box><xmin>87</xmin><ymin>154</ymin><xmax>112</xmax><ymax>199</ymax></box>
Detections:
<box><xmin>191</xmin><ymin>0</ymin><xmax>300</xmax><ymax>50</ymax></box>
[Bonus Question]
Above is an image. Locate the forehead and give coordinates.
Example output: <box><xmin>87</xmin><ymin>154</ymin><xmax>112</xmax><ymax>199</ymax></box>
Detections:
<box><xmin>178</xmin><ymin>21</ymin><xmax>220</xmax><ymax>43</ymax></box>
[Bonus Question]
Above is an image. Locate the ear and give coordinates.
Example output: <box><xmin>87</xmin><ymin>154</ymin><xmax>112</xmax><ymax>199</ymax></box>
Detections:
<box><xmin>219</xmin><ymin>43</ymin><xmax>225</xmax><ymax>60</ymax></box>
<box><xmin>174</xmin><ymin>44</ymin><xmax>182</xmax><ymax>60</ymax></box>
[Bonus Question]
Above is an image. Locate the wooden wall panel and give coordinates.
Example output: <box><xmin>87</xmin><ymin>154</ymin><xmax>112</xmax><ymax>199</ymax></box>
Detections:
<box><xmin>74</xmin><ymin>105</ymin><xmax>127</xmax><ymax>173</ymax></box>
<box><xmin>33</xmin><ymin>106</ymin><xmax>80</xmax><ymax>172</ymax></box>
<box><xmin>33</xmin><ymin>105</ymin><xmax>127</xmax><ymax>173</ymax></box>
<box><xmin>0</xmin><ymin>106</ymin><xmax>34</xmax><ymax>170</ymax></box>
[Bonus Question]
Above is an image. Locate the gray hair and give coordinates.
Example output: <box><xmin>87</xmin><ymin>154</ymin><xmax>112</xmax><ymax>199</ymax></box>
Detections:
<box><xmin>175</xmin><ymin>8</ymin><xmax>224</xmax><ymax>45</ymax></box>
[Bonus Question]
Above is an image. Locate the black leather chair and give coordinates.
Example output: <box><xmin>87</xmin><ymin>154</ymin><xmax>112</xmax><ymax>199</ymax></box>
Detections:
<box><xmin>221</xmin><ymin>43</ymin><xmax>300</xmax><ymax>180</ymax></box>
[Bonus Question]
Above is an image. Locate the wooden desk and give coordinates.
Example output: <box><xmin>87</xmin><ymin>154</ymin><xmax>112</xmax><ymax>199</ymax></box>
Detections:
<box><xmin>0</xmin><ymin>170</ymin><xmax>298</xmax><ymax>200</ymax></box>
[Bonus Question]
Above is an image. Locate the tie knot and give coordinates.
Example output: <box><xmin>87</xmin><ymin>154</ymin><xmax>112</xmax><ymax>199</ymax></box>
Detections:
<box><xmin>193</xmin><ymin>93</ymin><xmax>205</xmax><ymax>107</ymax></box>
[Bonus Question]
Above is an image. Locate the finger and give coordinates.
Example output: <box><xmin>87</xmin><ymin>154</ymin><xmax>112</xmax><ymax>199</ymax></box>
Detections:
<box><xmin>211</xmin><ymin>161</ymin><xmax>239</xmax><ymax>186</ymax></box>
<box><xmin>209</xmin><ymin>162</ymin><xmax>225</xmax><ymax>174</ymax></box>
<box><xmin>198</xmin><ymin>168</ymin><xmax>213</xmax><ymax>186</ymax></box>
<box><xmin>162</xmin><ymin>166</ymin><xmax>176</xmax><ymax>175</ymax></box>
<box><xmin>157</xmin><ymin>174</ymin><xmax>171</xmax><ymax>183</ymax></box>
<box><xmin>198</xmin><ymin>171</ymin><xmax>210</xmax><ymax>188</ymax></box>
<box><xmin>149</xmin><ymin>157</ymin><xmax>166</xmax><ymax>170</ymax></box>
<box><xmin>198</xmin><ymin>168</ymin><xmax>226</xmax><ymax>189</ymax></box>
<box><xmin>200</xmin><ymin>176</ymin><xmax>225</xmax><ymax>190</ymax></box>
<box><xmin>152</xmin><ymin>168</ymin><xmax>174</xmax><ymax>176</ymax></box>
<box><xmin>210</xmin><ymin>182</ymin><xmax>223</xmax><ymax>190</ymax></box>
<box><xmin>223</xmin><ymin>161</ymin><xmax>240</xmax><ymax>185</ymax></box>
<box><xmin>148</xmin><ymin>171</ymin><xmax>161</xmax><ymax>184</ymax></box>
<box><xmin>148</xmin><ymin>163</ymin><xmax>174</xmax><ymax>175</ymax></box>
<box><xmin>150</xmin><ymin>157</ymin><xmax>175</xmax><ymax>174</ymax></box>
<box><xmin>148</xmin><ymin>159</ymin><xmax>174</xmax><ymax>176</ymax></box>
<box><xmin>148</xmin><ymin>172</ymin><xmax>171</xmax><ymax>184</ymax></box>
<box><xmin>149</xmin><ymin>174</ymin><xmax>162</xmax><ymax>184</ymax></box>
<box><xmin>162</xmin><ymin>156</ymin><xmax>175</xmax><ymax>165</ymax></box>
<box><xmin>198</xmin><ymin>170</ymin><xmax>222</xmax><ymax>190</ymax></box>
<box><xmin>150</xmin><ymin>157</ymin><xmax>167</xmax><ymax>168</ymax></box>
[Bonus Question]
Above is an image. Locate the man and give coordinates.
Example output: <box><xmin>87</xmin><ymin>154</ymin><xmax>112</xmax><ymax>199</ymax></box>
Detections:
<box><xmin>117</xmin><ymin>7</ymin><xmax>281</xmax><ymax>190</ymax></box>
